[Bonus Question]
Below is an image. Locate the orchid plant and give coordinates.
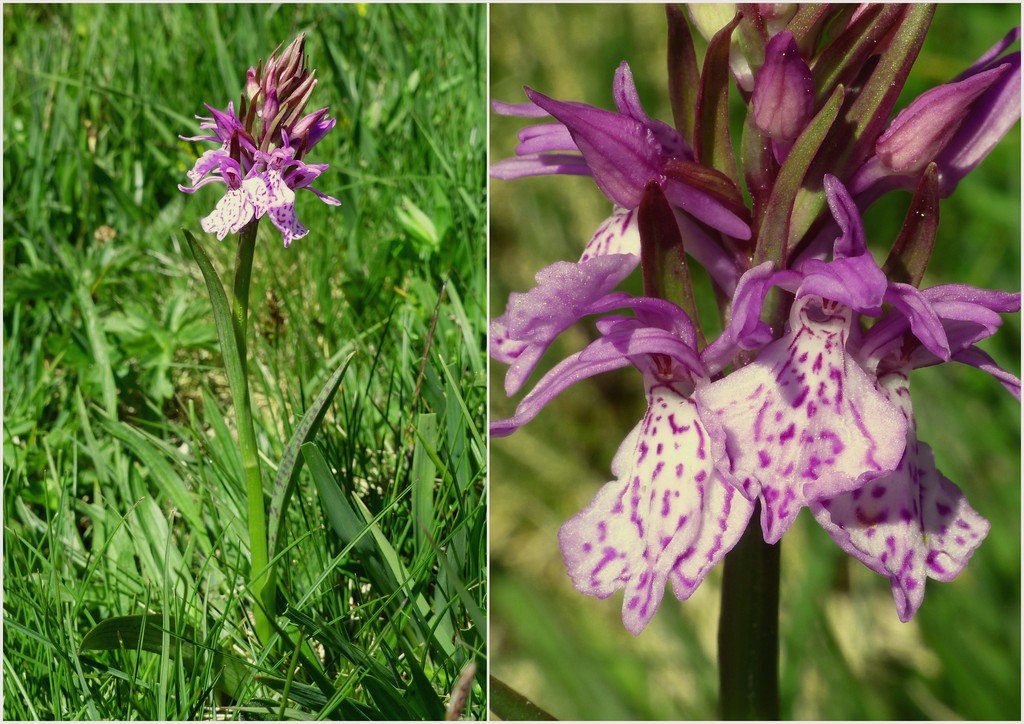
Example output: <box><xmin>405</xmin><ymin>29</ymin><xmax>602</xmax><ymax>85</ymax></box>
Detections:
<box><xmin>491</xmin><ymin>5</ymin><xmax>1020</xmax><ymax>717</ymax></box>
<box><xmin>179</xmin><ymin>34</ymin><xmax>339</xmax><ymax>646</ymax></box>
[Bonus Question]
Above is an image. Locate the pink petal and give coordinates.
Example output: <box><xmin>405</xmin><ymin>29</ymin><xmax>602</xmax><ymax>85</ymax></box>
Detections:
<box><xmin>200</xmin><ymin>187</ymin><xmax>256</xmax><ymax>240</ymax></box>
<box><xmin>245</xmin><ymin>170</ymin><xmax>309</xmax><ymax>247</ymax></box>
<box><xmin>187</xmin><ymin>148</ymin><xmax>228</xmax><ymax>185</ymax></box>
<box><xmin>813</xmin><ymin>373</ymin><xmax>990</xmax><ymax>621</ymax></box>
<box><xmin>559</xmin><ymin>386</ymin><xmax>754</xmax><ymax>635</ymax></box>
<box><xmin>268</xmin><ymin>201</ymin><xmax>309</xmax><ymax>247</ymax></box>
<box><xmin>696</xmin><ymin>295</ymin><xmax>908</xmax><ymax>543</ymax></box>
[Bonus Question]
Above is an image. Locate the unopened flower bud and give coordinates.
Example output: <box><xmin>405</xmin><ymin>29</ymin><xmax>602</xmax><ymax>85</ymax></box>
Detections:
<box><xmin>875</xmin><ymin>63</ymin><xmax>1012</xmax><ymax>174</ymax></box>
<box><xmin>751</xmin><ymin>31</ymin><xmax>814</xmax><ymax>141</ymax></box>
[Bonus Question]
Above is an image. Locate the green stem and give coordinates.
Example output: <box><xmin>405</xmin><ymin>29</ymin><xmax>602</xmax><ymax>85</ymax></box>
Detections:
<box><xmin>718</xmin><ymin>504</ymin><xmax>780</xmax><ymax>720</ymax></box>
<box><xmin>231</xmin><ymin>222</ymin><xmax>273</xmax><ymax>645</ymax></box>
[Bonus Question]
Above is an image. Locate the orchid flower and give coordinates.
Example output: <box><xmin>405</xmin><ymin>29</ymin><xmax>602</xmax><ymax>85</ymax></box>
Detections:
<box><xmin>696</xmin><ymin>290</ymin><xmax>909</xmax><ymax>543</ymax></box>
<box><xmin>492</xmin><ymin>273</ymin><xmax>755</xmax><ymax>634</ymax></box>
<box><xmin>179</xmin><ymin>34</ymin><xmax>340</xmax><ymax>246</ymax></box>
<box><xmin>493</xmin><ymin>62</ymin><xmax>749</xmax><ymax>293</ymax></box>
<box><xmin>811</xmin><ymin>268</ymin><xmax>1020</xmax><ymax>620</ymax></box>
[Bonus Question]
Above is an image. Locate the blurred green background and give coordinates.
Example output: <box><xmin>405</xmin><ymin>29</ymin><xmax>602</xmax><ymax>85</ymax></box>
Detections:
<box><xmin>490</xmin><ymin>4</ymin><xmax>1021</xmax><ymax>720</ymax></box>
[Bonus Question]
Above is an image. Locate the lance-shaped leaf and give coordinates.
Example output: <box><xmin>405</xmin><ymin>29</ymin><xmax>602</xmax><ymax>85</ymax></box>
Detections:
<box><xmin>809</xmin><ymin>4</ymin><xmax>902</xmax><ymax>106</ymax></box>
<box><xmin>695</xmin><ymin>12</ymin><xmax>742</xmax><ymax>187</ymax></box>
<box><xmin>267</xmin><ymin>350</ymin><xmax>357</xmax><ymax>561</ymax></box>
<box><xmin>787</xmin><ymin>3</ymin><xmax>843</xmax><ymax>57</ymax></box>
<box><xmin>666</xmin><ymin>3</ymin><xmax>701</xmax><ymax>142</ymax></box>
<box><xmin>81</xmin><ymin>614</ymin><xmax>250</xmax><ymax>699</ymax></box>
<box><xmin>182</xmin><ymin>230</ymin><xmax>248</xmax><ymax>445</ymax></box>
<box><xmin>882</xmin><ymin>163</ymin><xmax>940</xmax><ymax>287</ymax></box>
<box><xmin>638</xmin><ymin>180</ymin><xmax>703</xmax><ymax>347</ymax></box>
<box><xmin>754</xmin><ymin>83</ymin><xmax>844</xmax><ymax>267</ymax></box>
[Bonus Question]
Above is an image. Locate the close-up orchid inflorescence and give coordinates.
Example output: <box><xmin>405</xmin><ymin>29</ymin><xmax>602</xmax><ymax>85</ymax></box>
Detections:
<box><xmin>490</xmin><ymin>4</ymin><xmax>1019</xmax><ymax>717</ymax></box>
<box><xmin>179</xmin><ymin>33</ymin><xmax>340</xmax><ymax>247</ymax></box>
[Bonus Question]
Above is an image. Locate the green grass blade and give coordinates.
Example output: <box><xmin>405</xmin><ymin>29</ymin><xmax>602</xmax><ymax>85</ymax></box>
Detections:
<box><xmin>301</xmin><ymin>441</ymin><xmax>385</xmax><ymax>575</ymax></box>
<box><xmin>362</xmin><ymin>676</ymin><xmax>417</xmax><ymax>720</ymax></box>
<box><xmin>303</xmin><ymin>441</ymin><xmax>457</xmax><ymax>658</ymax></box>
<box><xmin>410</xmin><ymin>413</ymin><xmax>438</xmax><ymax>561</ymax></box>
<box><xmin>490</xmin><ymin>676</ymin><xmax>558</xmax><ymax>721</ymax></box>
<box><xmin>397</xmin><ymin>638</ymin><xmax>447</xmax><ymax>720</ymax></box>
<box><xmin>98</xmin><ymin>418</ymin><xmax>208</xmax><ymax>555</ymax></box>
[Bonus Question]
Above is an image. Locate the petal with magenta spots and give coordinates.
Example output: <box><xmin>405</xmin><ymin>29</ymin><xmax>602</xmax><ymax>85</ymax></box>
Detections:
<box><xmin>696</xmin><ymin>295</ymin><xmax>907</xmax><ymax>543</ymax></box>
<box><xmin>559</xmin><ymin>386</ymin><xmax>753</xmax><ymax>635</ymax></box>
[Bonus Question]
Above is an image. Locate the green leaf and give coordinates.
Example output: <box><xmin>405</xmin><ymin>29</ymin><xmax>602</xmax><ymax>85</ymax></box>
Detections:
<box><xmin>302</xmin><ymin>441</ymin><xmax>384</xmax><ymax>573</ymax></box>
<box><xmin>665</xmin><ymin>4</ymin><xmax>700</xmax><ymax>142</ymax></box>
<box><xmin>411</xmin><ymin>412</ymin><xmax>438</xmax><ymax>560</ymax></box>
<box><xmin>362</xmin><ymin>675</ymin><xmax>415</xmax><ymax>720</ymax></box>
<box><xmin>256</xmin><ymin>677</ymin><xmax>329</xmax><ymax>711</ymax></box>
<box><xmin>184</xmin><ymin>226</ymin><xmax>272</xmax><ymax>644</ymax></box>
<box><xmin>396</xmin><ymin>194</ymin><xmax>446</xmax><ymax>259</ymax></box>
<box><xmin>787</xmin><ymin>4</ymin><xmax>836</xmax><ymax>56</ymax></box>
<box><xmin>809</xmin><ymin>5</ymin><xmax>902</xmax><ymax>106</ymax></box>
<box><xmin>489</xmin><ymin>676</ymin><xmax>557</xmax><ymax>721</ymax></box>
<box><xmin>397</xmin><ymin>638</ymin><xmax>447</xmax><ymax>721</ymax></box>
<box><xmin>80</xmin><ymin>614</ymin><xmax>251</xmax><ymax>699</ymax></box>
<box><xmin>882</xmin><ymin>162</ymin><xmax>940</xmax><ymax>287</ymax></box>
<box><xmin>267</xmin><ymin>350</ymin><xmax>357</xmax><ymax>561</ymax></box>
<box><xmin>303</xmin><ymin>441</ymin><xmax>457</xmax><ymax>658</ymax></box>
<box><xmin>200</xmin><ymin>386</ymin><xmax>244</xmax><ymax>482</ymax></box>
<box><xmin>181</xmin><ymin>230</ymin><xmax>248</xmax><ymax>437</ymax></box>
<box><xmin>281</xmin><ymin>605</ymin><xmax>394</xmax><ymax>685</ymax></box>
<box><xmin>99</xmin><ymin>417</ymin><xmax>211</xmax><ymax>557</ymax></box>
<box><xmin>53</xmin><ymin>245</ymin><xmax>118</xmax><ymax>419</ymax></box>
<box><xmin>694</xmin><ymin>12</ymin><xmax>741</xmax><ymax>187</ymax></box>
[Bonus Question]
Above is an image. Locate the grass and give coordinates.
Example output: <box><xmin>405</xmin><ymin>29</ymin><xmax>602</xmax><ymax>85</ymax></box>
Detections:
<box><xmin>490</xmin><ymin>4</ymin><xmax>1020</xmax><ymax>720</ymax></box>
<box><xmin>4</xmin><ymin>3</ymin><xmax>486</xmax><ymax>719</ymax></box>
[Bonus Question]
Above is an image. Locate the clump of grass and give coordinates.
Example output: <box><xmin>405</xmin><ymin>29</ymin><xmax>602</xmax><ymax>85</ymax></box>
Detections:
<box><xmin>4</xmin><ymin>4</ymin><xmax>485</xmax><ymax>719</ymax></box>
